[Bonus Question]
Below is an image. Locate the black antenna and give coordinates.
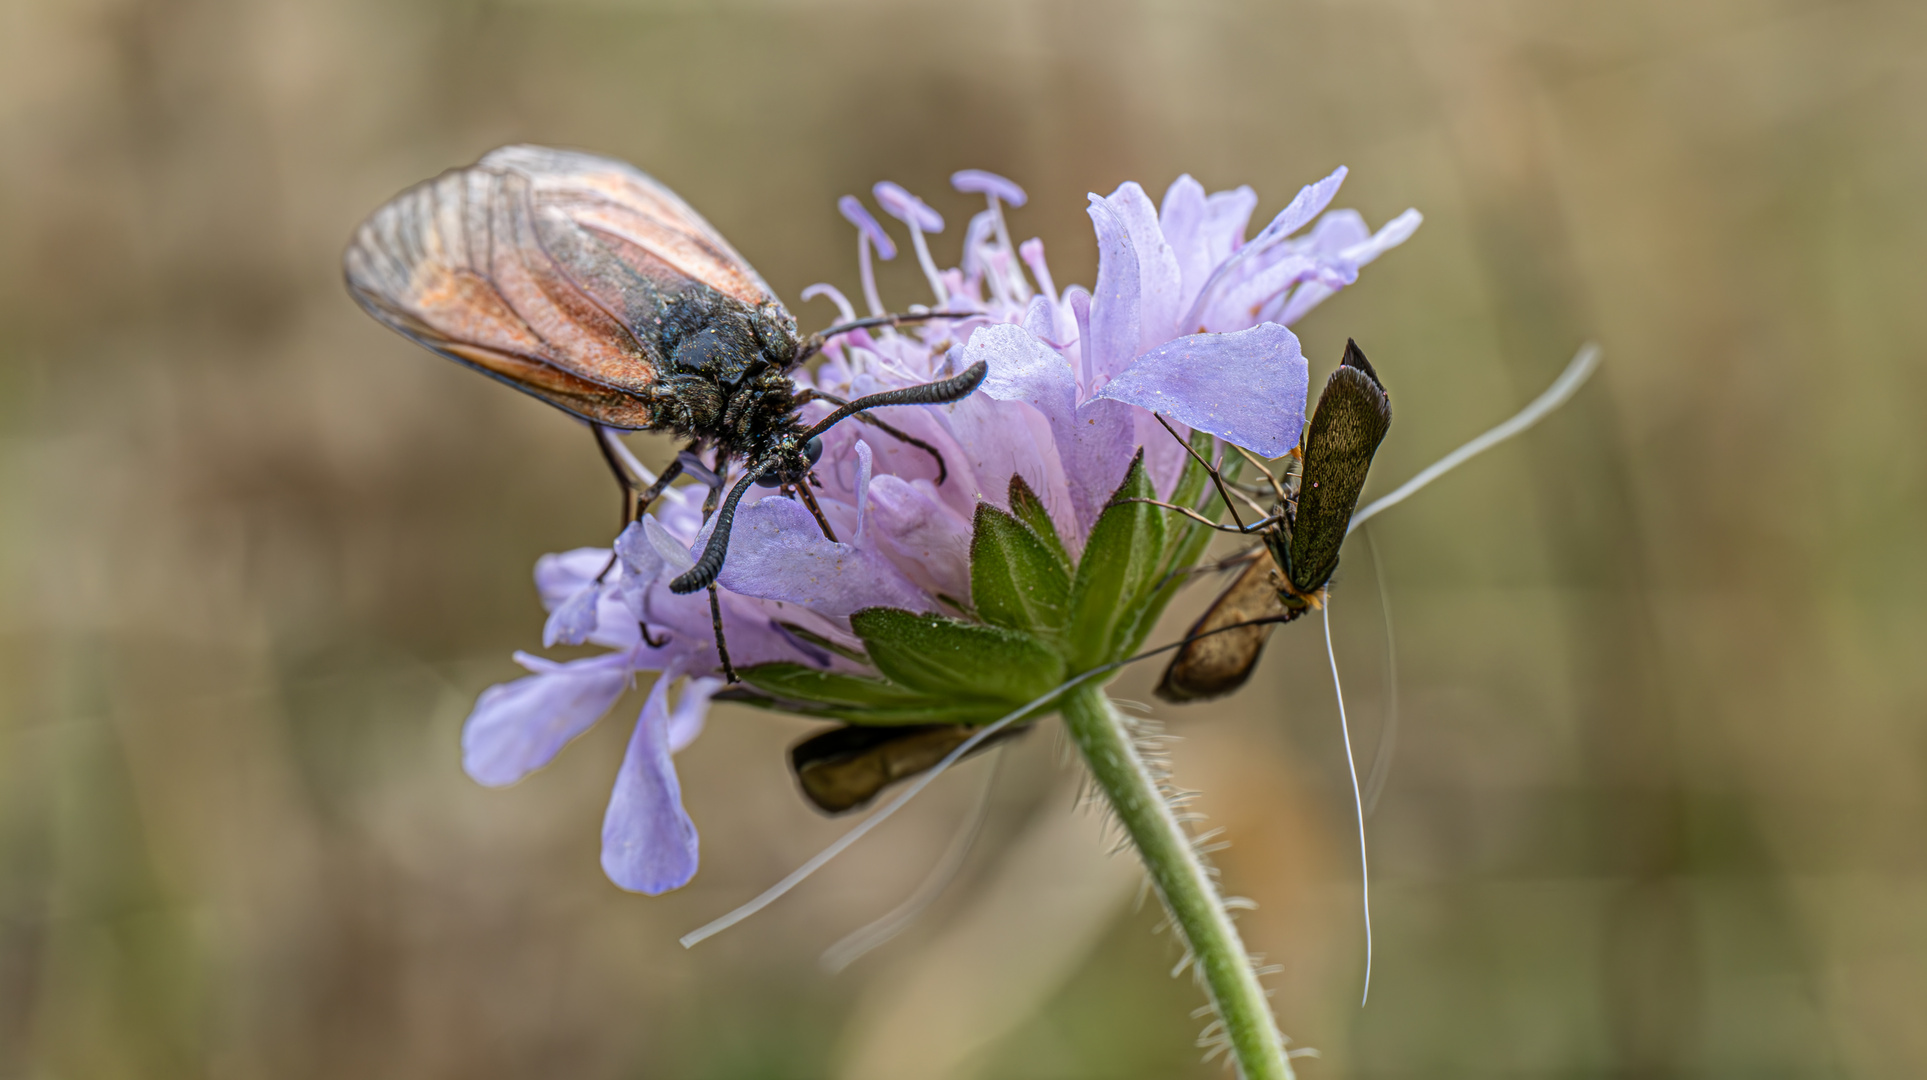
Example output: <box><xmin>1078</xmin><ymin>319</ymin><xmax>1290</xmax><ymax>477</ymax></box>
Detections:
<box><xmin>668</xmin><ymin>361</ymin><xmax>989</xmax><ymax>595</ymax></box>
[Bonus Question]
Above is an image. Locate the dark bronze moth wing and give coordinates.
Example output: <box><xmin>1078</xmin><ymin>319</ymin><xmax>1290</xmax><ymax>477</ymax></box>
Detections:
<box><xmin>790</xmin><ymin>723</ymin><xmax>1027</xmax><ymax>815</ymax></box>
<box><xmin>1155</xmin><ymin>550</ymin><xmax>1299</xmax><ymax>703</ymax></box>
<box><xmin>342</xmin><ymin>145</ymin><xmax>780</xmax><ymax>428</ymax></box>
<box><xmin>1281</xmin><ymin>339</ymin><xmax>1392</xmax><ymax>593</ymax></box>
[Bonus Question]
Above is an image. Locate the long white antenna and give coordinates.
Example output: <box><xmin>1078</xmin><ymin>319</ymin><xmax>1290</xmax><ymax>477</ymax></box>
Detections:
<box><xmin>680</xmin><ymin>666</ymin><xmax>1120</xmax><ymax>948</ymax></box>
<box><xmin>1360</xmin><ymin>524</ymin><xmax>1399</xmax><ymax>818</ymax></box>
<box><xmin>1325</xmin><ymin>603</ymin><xmax>1372</xmax><ymax>1006</ymax></box>
<box><xmin>818</xmin><ymin>749</ymin><xmax>1003</xmax><ymax>973</ymax></box>
<box><xmin>1350</xmin><ymin>342</ymin><xmax>1600</xmax><ymax>533</ymax></box>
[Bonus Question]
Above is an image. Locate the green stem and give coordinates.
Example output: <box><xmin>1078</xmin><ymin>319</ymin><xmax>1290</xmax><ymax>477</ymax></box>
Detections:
<box><xmin>1059</xmin><ymin>682</ymin><xmax>1294</xmax><ymax>1080</ymax></box>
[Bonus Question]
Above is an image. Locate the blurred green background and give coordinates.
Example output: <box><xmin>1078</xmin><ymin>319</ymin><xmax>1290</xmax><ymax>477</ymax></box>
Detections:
<box><xmin>3</xmin><ymin>0</ymin><xmax>1924</xmax><ymax>1076</ymax></box>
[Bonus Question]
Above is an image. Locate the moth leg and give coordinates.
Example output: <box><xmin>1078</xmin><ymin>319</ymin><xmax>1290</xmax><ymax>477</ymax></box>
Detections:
<box><xmin>1118</xmin><ymin>498</ymin><xmax>1284</xmax><ymax>534</ymax></box>
<box><xmin>1152</xmin><ymin>413</ymin><xmax>1256</xmax><ymax>530</ymax></box>
<box><xmin>700</xmin><ymin>471</ymin><xmax>725</xmax><ymax>524</ymax></box>
<box><xmin>1151</xmin><ymin>542</ymin><xmax>1268</xmax><ymax>594</ymax></box>
<box><xmin>635</xmin><ymin>455</ymin><xmax>686</xmax><ymax>518</ymax></box>
<box><xmin>592</xmin><ymin>424</ymin><xmax>640</xmax><ymax>529</ymax></box>
<box><xmin>1233</xmin><ymin>443</ymin><xmax>1293</xmax><ymax>505</ymax></box>
<box><xmin>639</xmin><ymin>621</ymin><xmax>668</xmax><ymax>648</ymax></box>
<box><xmin>795</xmin><ymin>387</ymin><xmax>951</xmax><ymax>485</ymax></box>
<box><xmin>792</xmin><ymin>479</ymin><xmax>840</xmax><ymax>543</ymax></box>
<box><xmin>708</xmin><ymin>584</ymin><xmax>738</xmax><ymax>683</ymax></box>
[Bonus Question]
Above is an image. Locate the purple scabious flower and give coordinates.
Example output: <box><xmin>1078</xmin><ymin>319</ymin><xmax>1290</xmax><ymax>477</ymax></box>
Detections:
<box><xmin>464</xmin><ymin>167</ymin><xmax>1419</xmax><ymax>892</ymax></box>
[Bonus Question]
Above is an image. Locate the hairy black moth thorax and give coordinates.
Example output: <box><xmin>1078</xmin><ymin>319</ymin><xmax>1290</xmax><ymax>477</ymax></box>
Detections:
<box><xmin>636</xmin><ymin>286</ymin><xmax>807</xmax><ymax>463</ymax></box>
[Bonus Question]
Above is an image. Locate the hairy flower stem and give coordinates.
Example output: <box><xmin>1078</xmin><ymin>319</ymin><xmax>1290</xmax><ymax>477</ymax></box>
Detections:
<box><xmin>1059</xmin><ymin>683</ymin><xmax>1293</xmax><ymax>1080</ymax></box>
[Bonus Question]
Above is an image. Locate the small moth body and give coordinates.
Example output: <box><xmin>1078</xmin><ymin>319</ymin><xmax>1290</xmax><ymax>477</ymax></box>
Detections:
<box><xmin>1158</xmin><ymin>340</ymin><xmax>1392</xmax><ymax>703</ymax></box>
<box><xmin>789</xmin><ymin>723</ymin><xmax>1028</xmax><ymax>815</ymax></box>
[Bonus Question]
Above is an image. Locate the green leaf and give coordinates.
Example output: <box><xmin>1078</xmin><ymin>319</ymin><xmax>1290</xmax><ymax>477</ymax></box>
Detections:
<box><xmin>970</xmin><ymin>503</ymin><xmax>1071</xmax><ymax>636</ymax></box>
<box><xmin>1007</xmin><ymin>474</ymin><xmax>1071</xmax><ymax>570</ymax></box>
<box><xmin>1065</xmin><ymin>449</ymin><xmax>1166</xmax><ymax>669</ymax></box>
<box><xmin>851</xmin><ymin>607</ymin><xmax>1066</xmax><ymax>704</ymax></box>
<box><xmin>734</xmin><ymin>663</ymin><xmax>928</xmax><ymax>709</ymax></box>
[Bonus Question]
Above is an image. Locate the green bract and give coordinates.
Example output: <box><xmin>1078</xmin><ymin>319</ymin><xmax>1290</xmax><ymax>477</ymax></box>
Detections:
<box><xmin>729</xmin><ymin>429</ymin><xmax>1240</xmax><ymax>726</ymax></box>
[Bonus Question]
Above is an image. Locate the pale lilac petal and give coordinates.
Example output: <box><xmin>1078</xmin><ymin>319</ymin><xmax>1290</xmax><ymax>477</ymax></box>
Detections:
<box><xmin>1135</xmin><ymin>408</ymin><xmax>1191</xmax><ymax>500</ymax></box>
<box><xmin>1061</xmin><ymin>397</ymin><xmax>1138</xmax><ymax>531</ymax></box>
<box><xmin>601</xmin><ymin>677</ymin><xmax>698</xmax><ymax>894</ymax></box>
<box><xmin>1250</xmin><ymin>166</ymin><xmax>1348</xmax><ymax>248</ymax></box>
<box><xmin>534</xmin><ymin>547</ymin><xmax>611</xmax><ymax>611</ymax></box>
<box><xmin>667</xmin><ymin>676</ymin><xmax>723</xmax><ymax>753</ymax></box>
<box><xmin>645</xmin><ymin>516</ymin><xmax>696</xmax><ymax>576</ymax></box>
<box><xmin>1346</xmin><ymin>208</ymin><xmax>1423</xmax><ymax>264</ymax></box>
<box><xmin>463</xmin><ymin>652</ymin><xmax>633</xmax><ymax>787</ymax></box>
<box><xmin>951</xmin><ymin>169</ymin><xmax>1027</xmax><ymax>206</ymax></box>
<box><xmin>966</xmin><ymin>322</ymin><xmax>1078</xmax><ymax>420</ymax></box>
<box><xmin>1177</xmin><ymin>170</ymin><xmax>1345</xmax><ymax>334</ymax></box>
<box><xmin>959</xmin><ymin>323</ymin><xmax>1131</xmax><ymax>534</ymax></box>
<box><xmin>1300</xmin><ymin>209</ymin><xmax>1374</xmax><ymax>255</ymax></box>
<box><xmin>1022</xmin><ymin>294</ymin><xmax>1059</xmax><ymax>344</ymax></box>
<box><xmin>1200</xmin><ymin>186</ymin><xmax>1259</xmax><ymax>266</ymax></box>
<box><xmin>873</xmin><ymin>182</ymin><xmax>944</xmax><ymax>232</ymax></box>
<box><xmin>544</xmin><ymin>580</ymin><xmax>604</xmax><ymax>647</ymax></box>
<box><xmin>715</xmin><ymin>495</ymin><xmax>929</xmax><ymax>616</ymax></box>
<box><xmin>1275</xmin><ymin>209</ymin><xmax>1423</xmax><ymax>325</ymax></box>
<box><xmin>838</xmin><ymin>196</ymin><xmax>897</xmax><ymax>259</ymax></box>
<box><xmin>1065</xmin><ymin>286</ymin><xmax>1094</xmax><ymax>393</ymax></box>
<box><xmin>1159</xmin><ymin>175</ymin><xmax>1213</xmax><ymax>315</ymax></box>
<box><xmin>1096</xmin><ymin>181</ymin><xmax>1184</xmax><ymax>353</ymax></box>
<box><xmin>852</xmin><ymin>439</ymin><xmax>874</xmax><ymax>548</ymax></box>
<box><xmin>866</xmin><ymin>475</ymin><xmax>976</xmax><ymax>601</ymax></box>
<box><xmin>939</xmin><ymin>390</ymin><xmax>1075</xmax><ymax>537</ymax></box>
<box><xmin>1206</xmin><ymin>253</ymin><xmax>1356</xmax><ymax>333</ymax></box>
<box><xmin>1084</xmin><ymin>197</ymin><xmax>1142</xmax><ymax>386</ymax></box>
<box><xmin>1096</xmin><ymin>322</ymin><xmax>1309</xmax><ymax>458</ymax></box>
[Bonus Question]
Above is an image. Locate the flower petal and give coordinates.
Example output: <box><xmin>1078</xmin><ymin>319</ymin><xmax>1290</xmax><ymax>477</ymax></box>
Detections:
<box><xmin>1096</xmin><ymin>181</ymin><xmax>1184</xmax><ymax>353</ymax></box>
<box><xmin>865</xmin><ymin>474</ymin><xmax>976</xmax><ymax>600</ymax></box>
<box><xmin>1083</xmin><ymin>196</ymin><xmax>1141</xmax><ymax>386</ymax></box>
<box><xmin>534</xmin><ymin>547</ymin><xmax>612</xmax><ymax>611</ymax></box>
<box><xmin>852</xmin><ymin>438</ymin><xmax>874</xmax><ymax>548</ymax></box>
<box><xmin>1159</xmin><ymin>175</ymin><xmax>1213</xmax><ymax>316</ymax></box>
<box><xmin>667</xmin><ymin>676</ymin><xmax>723</xmax><ymax>753</ymax></box>
<box><xmin>715</xmin><ymin>495</ymin><xmax>929</xmax><ymax>616</ymax></box>
<box><xmin>1276</xmin><ymin>208</ymin><xmax>1423</xmax><ymax>325</ymax></box>
<box><xmin>1096</xmin><ymin>322</ymin><xmax>1309</xmax><ymax>458</ymax></box>
<box><xmin>544</xmin><ymin>580</ymin><xmax>604</xmax><ymax>647</ymax></box>
<box><xmin>462</xmin><ymin>651</ymin><xmax>633</xmax><ymax>787</ymax></box>
<box><xmin>961</xmin><ymin>322</ymin><xmax>1132</xmax><ymax>532</ymax></box>
<box><xmin>601</xmin><ymin>676</ymin><xmax>699</xmax><ymax>894</ymax></box>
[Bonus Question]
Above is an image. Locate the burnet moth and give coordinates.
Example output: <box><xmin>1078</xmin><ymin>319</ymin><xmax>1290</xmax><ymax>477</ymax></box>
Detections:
<box><xmin>343</xmin><ymin>146</ymin><xmax>985</xmax><ymax>678</ymax></box>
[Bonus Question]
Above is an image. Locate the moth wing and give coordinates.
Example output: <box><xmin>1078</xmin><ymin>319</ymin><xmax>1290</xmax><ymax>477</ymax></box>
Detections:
<box><xmin>482</xmin><ymin>145</ymin><xmax>777</xmax><ymax>309</ymax></box>
<box><xmin>1155</xmin><ymin>550</ymin><xmax>1298</xmax><ymax>703</ymax></box>
<box><xmin>1287</xmin><ymin>340</ymin><xmax>1392</xmax><ymax>592</ymax></box>
<box><xmin>790</xmin><ymin>723</ymin><xmax>1025</xmax><ymax>815</ymax></box>
<box><xmin>343</xmin><ymin>146</ymin><xmax>778</xmax><ymax>427</ymax></box>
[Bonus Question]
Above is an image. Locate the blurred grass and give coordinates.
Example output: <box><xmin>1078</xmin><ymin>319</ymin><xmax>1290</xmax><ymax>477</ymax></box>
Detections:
<box><xmin>3</xmin><ymin>0</ymin><xmax>1925</xmax><ymax>1076</ymax></box>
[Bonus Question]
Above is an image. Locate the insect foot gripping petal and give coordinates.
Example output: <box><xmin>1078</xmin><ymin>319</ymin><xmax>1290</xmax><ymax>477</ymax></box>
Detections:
<box><xmin>1285</xmin><ymin>339</ymin><xmax>1391</xmax><ymax>596</ymax></box>
<box><xmin>669</xmin><ymin>462</ymin><xmax>772</xmax><ymax>595</ymax></box>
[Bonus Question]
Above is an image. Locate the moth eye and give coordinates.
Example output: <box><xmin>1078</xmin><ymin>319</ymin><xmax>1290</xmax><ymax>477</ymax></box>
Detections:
<box><xmin>804</xmin><ymin>436</ymin><xmax>824</xmax><ymax>466</ymax></box>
